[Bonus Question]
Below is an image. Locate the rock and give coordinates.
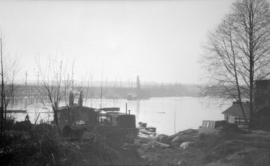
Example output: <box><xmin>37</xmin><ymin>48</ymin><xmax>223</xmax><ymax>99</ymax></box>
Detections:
<box><xmin>169</xmin><ymin>129</ymin><xmax>199</xmax><ymax>145</ymax></box>
<box><xmin>171</xmin><ymin>135</ymin><xmax>183</xmax><ymax>146</ymax></box>
<box><xmin>181</xmin><ymin>129</ymin><xmax>198</xmax><ymax>135</ymax></box>
<box><xmin>81</xmin><ymin>131</ymin><xmax>96</xmax><ymax>141</ymax></box>
<box><xmin>156</xmin><ymin>134</ymin><xmax>170</xmax><ymax>144</ymax></box>
<box><xmin>173</xmin><ymin>129</ymin><xmax>198</xmax><ymax>137</ymax></box>
<box><xmin>179</xmin><ymin>141</ymin><xmax>193</xmax><ymax>150</ymax></box>
<box><xmin>154</xmin><ymin>141</ymin><xmax>170</xmax><ymax>148</ymax></box>
<box><xmin>171</xmin><ymin>135</ymin><xmax>181</xmax><ymax>142</ymax></box>
<box><xmin>121</xmin><ymin>143</ymin><xmax>138</xmax><ymax>150</ymax></box>
<box><xmin>177</xmin><ymin>160</ymin><xmax>187</xmax><ymax>166</ymax></box>
<box><xmin>141</xmin><ymin>140</ymin><xmax>170</xmax><ymax>150</ymax></box>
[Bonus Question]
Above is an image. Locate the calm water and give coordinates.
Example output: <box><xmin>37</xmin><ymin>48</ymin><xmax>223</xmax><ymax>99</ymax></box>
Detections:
<box><xmin>10</xmin><ymin>97</ymin><xmax>230</xmax><ymax>135</ymax></box>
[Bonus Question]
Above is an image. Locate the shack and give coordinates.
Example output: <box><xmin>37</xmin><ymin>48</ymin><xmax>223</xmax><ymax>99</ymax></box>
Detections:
<box><xmin>57</xmin><ymin>105</ymin><xmax>98</xmax><ymax>130</ymax></box>
<box><xmin>222</xmin><ymin>101</ymin><xmax>250</xmax><ymax>128</ymax></box>
<box><xmin>56</xmin><ymin>91</ymin><xmax>98</xmax><ymax>130</ymax></box>
<box><xmin>98</xmin><ymin>107</ymin><xmax>136</xmax><ymax>128</ymax></box>
<box><xmin>221</xmin><ymin>80</ymin><xmax>270</xmax><ymax>130</ymax></box>
<box><xmin>57</xmin><ymin>91</ymin><xmax>137</xmax><ymax>143</ymax></box>
<box><xmin>97</xmin><ymin>107</ymin><xmax>137</xmax><ymax>144</ymax></box>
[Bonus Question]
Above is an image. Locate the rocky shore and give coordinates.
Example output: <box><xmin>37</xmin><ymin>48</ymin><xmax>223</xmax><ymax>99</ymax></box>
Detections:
<box><xmin>136</xmin><ymin>128</ymin><xmax>270</xmax><ymax>166</ymax></box>
<box><xmin>1</xmin><ymin>119</ymin><xmax>270</xmax><ymax>166</ymax></box>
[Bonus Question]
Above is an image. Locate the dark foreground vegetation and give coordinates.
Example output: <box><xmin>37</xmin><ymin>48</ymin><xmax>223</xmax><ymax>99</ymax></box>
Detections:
<box><xmin>0</xmin><ymin>119</ymin><xmax>146</xmax><ymax>166</ymax></box>
<box><xmin>1</xmin><ymin>119</ymin><xmax>270</xmax><ymax>166</ymax></box>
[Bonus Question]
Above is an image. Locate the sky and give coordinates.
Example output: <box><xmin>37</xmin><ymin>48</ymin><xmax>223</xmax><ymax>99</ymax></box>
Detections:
<box><xmin>0</xmin><ymin>0</ymin><xmax>236</xmax><ymax>84</ymax></box>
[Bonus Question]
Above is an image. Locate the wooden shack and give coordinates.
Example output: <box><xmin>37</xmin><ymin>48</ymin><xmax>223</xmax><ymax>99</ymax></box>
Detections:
<box><xmin>98</xmin><ymin>107</ymin><xmax>136</xmax><ymax>129</ymax></box>
<box><xmin>57</xmin><ymin>105</ymin><xmax>98</xmax><ymax>130</ymax></box>
<box><xmin>222</xmin><ymin>101</ymin><xmax>250</xmax><ymax>128</ymax></box>
<box><xmin>221</xmin><ymin>80</ymin><xmax>270</xmax><ymax>130</ymax></box>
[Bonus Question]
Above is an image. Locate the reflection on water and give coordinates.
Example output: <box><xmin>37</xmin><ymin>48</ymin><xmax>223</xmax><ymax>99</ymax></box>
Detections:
<box><xmin>136</xmin><ymin>100</ymin><xmax>140</xmax><ymax>118</ymax></box>
<box><xmin>9</xmin><ymin>97</ymin><xmax>230</xmax><ymax>135</ymax></box>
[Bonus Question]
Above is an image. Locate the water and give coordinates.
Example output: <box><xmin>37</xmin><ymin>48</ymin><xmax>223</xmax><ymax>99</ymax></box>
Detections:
<box><xmin>9</xmin><ymin>97</ymin><xmax>231</xmax><ymax>135</ymax></box>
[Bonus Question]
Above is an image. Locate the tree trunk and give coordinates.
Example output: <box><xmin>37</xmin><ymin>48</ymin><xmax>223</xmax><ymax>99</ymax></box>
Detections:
<box><xmin>248</xmin><ymin>1</ymin><xmax>255</xmax><ymax>129</ymax></box>
<box><xmin>0</xmin><ymin>38</ymin><xmax>4</xmax><ymax>135</ymax></box>
<box><xmin>53</xmin><ymin>103</ymin><xmax>60</xmax><ymax>133</ymax></box>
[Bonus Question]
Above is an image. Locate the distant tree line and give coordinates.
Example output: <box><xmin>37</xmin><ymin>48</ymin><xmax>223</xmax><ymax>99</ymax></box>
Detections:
<box><xmin>12</xmin><ymin>83</ymin><xmax>202</xmax><ymax>100</ymax></box>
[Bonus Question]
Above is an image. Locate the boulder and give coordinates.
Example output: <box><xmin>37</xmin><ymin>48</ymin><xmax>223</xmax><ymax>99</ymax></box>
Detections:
<box><xmin>179</xmin><ymin>141</ymin><xmax>193</xmax><ymax>150</ymax></box>
<box><xmin>154</xmin><ymin>141</ymin><xmax>170</xmax><ymax>148</ymax></box>
<box><xmin>156</xmin><ymin>134</ymin><xmax>170</xmax><ymax>144</ymax></box>
<box><xmin>170</xmin><ymin>129</ymin><xmax>199</xmax><ymax>146</ymax></box>
<box><xmin>177</xmin><ymin>160</ymin><xmax>188</xmax><ymax>166</ymax></box>
<box><xmin>81</xmin><ymin>131</ymin><xmax>96</xmax><ymax>141</ymax></box>
<box><xmin>171</xmin><ymin>135</ymin><xmax>181</xmax><ymax>143</ymax></box>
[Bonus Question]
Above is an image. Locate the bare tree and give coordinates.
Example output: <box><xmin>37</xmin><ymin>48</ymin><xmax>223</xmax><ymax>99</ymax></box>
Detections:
<box><xmin>37</xmin><ymin>58</ymin><xmax>74</xmax><ymax>131</ymax></box>
<box><xmin>38</xmin><ymin>59</ymin><xmax>64</xmax><ymax>131</ymax></box>
<box><xmin>203</xmin><ymin>0</ymin><xmax>270</xmax><ymax>126</ymax></box>
<box><xmin>0</xmin><ymin>37</ymin><xmax>4</xmax><ymax>134</ymax></box>
<box><xmin>0</xmin><ymin>37</ymin><xmax>17</xmax><ymax>134</ymax></box>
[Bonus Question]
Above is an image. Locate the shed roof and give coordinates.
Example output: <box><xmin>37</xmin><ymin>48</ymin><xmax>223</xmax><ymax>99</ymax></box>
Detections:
<box><xmin>222</xmin><ymin>102</ymin><xmax>250</xmax><ymax>118</ymax></box>
<box><xmin>98</xmin><ymin>107</ymin><xmax>120</xmax><ymax>112</ymax></box>
<box><xmin>57</xmin><ymin>105</ymin><xmax>96</xmax><ymax>112</ymax></box>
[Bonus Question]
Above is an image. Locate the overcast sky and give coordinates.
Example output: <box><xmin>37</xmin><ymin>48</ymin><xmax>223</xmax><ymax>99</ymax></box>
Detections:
<box><xmin>0</xmin><ymin>0</ymin><xmax>236</xmax><ymax>84</ymax></box>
